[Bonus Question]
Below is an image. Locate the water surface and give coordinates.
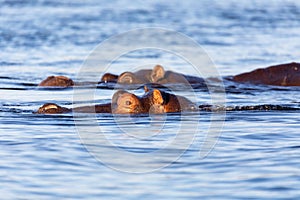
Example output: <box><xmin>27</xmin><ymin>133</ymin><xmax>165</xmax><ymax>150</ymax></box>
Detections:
<box><xmin>1</xmin><ymin>0</ymin><xmax>300</xmax><ymax>199</ymax></box>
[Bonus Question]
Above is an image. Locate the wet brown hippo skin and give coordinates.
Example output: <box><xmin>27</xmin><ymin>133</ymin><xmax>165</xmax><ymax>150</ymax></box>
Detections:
<box><xmin>156</xmin><ymin>71</ymin><xmax>205</xmax><ymax>85</ymax></box>
<box><xmin>115</xmin><ymin>65</ymin><xmax>164</xmax><ymax>84</ymax></box>
<box><xmin>101</xmin><ymin>71</ymin><xmax>148</xmax><ymax>84</ymax></box>
<box><xmin>35</xmin><ymin>90</ymin><xmax>142</xmax><ymax>114</ymax></box>
<box><xmin>116</xmin><ymin>65</ymin><xmax>164</xmax><ymax>84</ymax></box>
<box><xmin>38</xmin><ymin>69</ymin><xmax>157</xmax><ymax>86</ymax></box>
<box><xmin>35</xmin><ymin>87</ymin><xmax>196</xmax><ymax>114</ymax></box>
<box><xmin>233</xmin><ymin>62</ymin><xmax>300</xmax><ymax>86</ymax></box>
<box><xmin>35</xmin><ymin>89</ymin><xmax>149</xmax><ymax>114</ymax></box>
<box><xmin>35</xmin><ymin>103</ymin><xmax>71</xmax><ymax>114</ymax></box>
<box><xmin>100</xmin><ymin>73</ymin><xmax>119</xmax><ymax>83</ymax></box>
<box><xmin>35</xmin><ymin>102</ymin><xmax>114</xmax><ymax>114</ymax></box>
<box><xmin>116</xmin><ymin>65</ymin><xmax>204</xmax><ymax>85</ymax></box>
<box><xmin>156</xmin><ymin>89</ymin><xmax>197</xmax><ymax>112</ymax></box>
<box><xmin>117</xmin><ymin>71</ymin><xmax>149</xmax><ymax>84</ymax></box>
<box><xmin>128</xmin><ymin>86</ymin><xmax>196</xmax><ymax>113</ymax></box>
<box><xmin>38</xmin><ymin>76</ymin><xmax>75</xmax><ymax>87</ymax></box>
<box><xmin>40</xmin><ymin>62</ymin><xmax>300</xmax><ymax>87</ymax></box>
<box><xmin>107</xmin><ymin>62</ymin><xmax>300</xmax><ymax>86</ymax></box>
<box><xmin>114</xmin><ymin>86</ymin><xmax>196</xmax><ymax>113</ymax></box>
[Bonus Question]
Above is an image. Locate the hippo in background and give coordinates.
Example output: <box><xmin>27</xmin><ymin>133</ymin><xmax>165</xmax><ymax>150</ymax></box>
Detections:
<box><xmin>101</xmin><ymin>64</ymin><xmax>205</xmax><ymax>85</ymax></box>
<box><xmin>101</xmin><ymin>65</ymin><xmax>164</xmax><ymax>84</ymax></box>
<box><xmin>38</xmin><ymin>62</ymin><xmax>300</xmax><ymax>87</ymax></box>
<box><xmin>38</xmin><ymin>75</ymin><xmax>74</xmax><ymax>87</ymax></box>
<box><xmin>37</xmin><ymin>64</ymin><xmax>205</xmax><ymax>88</ymax></box>
<box><xmin>106</xmin><ymin>62</ymin><xmax>300</xmax><ymax>86</ymax></box>
<box><xmin>35</xmin><ymin>86</ymin><xmax>197</xmax><ymax>114</ymax></box>
<box><xmin>37</xmin><ymin>66</ymin><xmax>164</xmax><ymax>87</ymax></box>
<box><xmin>232</xmin><ymin>62</ymin><xmax>300</xmax><ymax>86</ymax></box>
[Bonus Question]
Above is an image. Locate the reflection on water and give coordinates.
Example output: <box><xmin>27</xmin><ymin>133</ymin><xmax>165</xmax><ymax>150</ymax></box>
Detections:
<box><xmin>1</xmin><ymin>0</ymin><xmax>300</xmax><ymax>199</ymax></box>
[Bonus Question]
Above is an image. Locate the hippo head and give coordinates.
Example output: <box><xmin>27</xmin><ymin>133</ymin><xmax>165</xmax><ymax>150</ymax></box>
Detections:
<box><xmin>111</xmin><ymin>88</ymin><xmax>167</xmax><ymax>114</ymax></box>
<box><xmin>117</xmin><ymin>65</ymin><xmax>167</xmax><ymax>84</ymax></box>
<box><xmin>100</xmin><ymin>73</ymin><xmax>119</xmax><ymax>83</ymax></box>
<box><xmin>141</xmin><ymin>86</ymin><xmax>165</xmax><ymax>113</ymax></box>
<box><xmin>38</xmin><ymin>76</ymin><xmax>74</xmax><ymax>87</ymax></box>
<box><xmin>111</xmin><ymin>90</ymin><xmax>145</xmax><ymax>114</ymax></box>
<box><xmin>35</xmin><ymin>103</ymin><xmax>71</xmax><ymax>114</ymax></box>
<box><xmin>117</xmin><ymin>72</ymin><xmax>146</xmax><ymax>84</ymax></box>
<box><xmin>144</xmin><ymin>86</ymin><xmax>197</xmax><ymax>113</ymax></box>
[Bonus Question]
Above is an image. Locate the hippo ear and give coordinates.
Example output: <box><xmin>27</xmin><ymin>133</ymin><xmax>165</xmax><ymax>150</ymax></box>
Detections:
<box><xmin>111</xmin><ymin>90</ymin><xmax>128</xmax><ymax>104</ymax></box>
<box><xmin>118</xmin><ymin>72</ymin><xmax>135</xmax><ymax>84</ymax></box>
<box><xmin>144</xmin><ymin>85</ymin><xmax>149</xmax><ymax>93</ymax></box>
<box><xmin>152</xmin><ymin>89</ymin><xmax>164</xmax><ymax>105</ymax></box>
<box><xmin>151</xmin><ymin>65</ymin><xmax>165</xmax><ymax>82</ymax></box>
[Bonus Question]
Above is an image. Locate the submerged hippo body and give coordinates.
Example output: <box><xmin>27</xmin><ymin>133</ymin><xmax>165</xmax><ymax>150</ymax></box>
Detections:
<box><xmin>35</xmin><ymin>87</ymin><xmax>196</xmax><ymax>114</ymax></box>
<box><xmin>233</xmin><ymin>62</ymin><xmax>300</xmax><ymax>86</ymax></box>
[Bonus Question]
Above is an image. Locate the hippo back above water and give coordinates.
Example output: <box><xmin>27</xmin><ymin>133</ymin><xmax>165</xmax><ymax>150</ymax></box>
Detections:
<box><xmin>232</xmin><ymin>62</ymin><xmax>300</xmax><ymax>86</ymax></box>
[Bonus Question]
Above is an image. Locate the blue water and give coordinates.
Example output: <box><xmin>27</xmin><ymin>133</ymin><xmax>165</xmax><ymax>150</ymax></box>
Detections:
<box><xmin>1</xmin><ymin>0</ymin><xmax>300</xmax><ymax>199</ymax></box>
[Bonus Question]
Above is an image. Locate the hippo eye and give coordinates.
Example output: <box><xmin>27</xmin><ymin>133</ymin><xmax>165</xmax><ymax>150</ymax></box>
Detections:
<box><xmin>125</xmin><ymin>100</ymin><xmax>132</xmax><ymax>106</ymax></box>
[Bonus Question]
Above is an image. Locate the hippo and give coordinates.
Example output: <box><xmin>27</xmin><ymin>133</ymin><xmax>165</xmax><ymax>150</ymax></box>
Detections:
<box><xmin>36</xmin><ymin>103</ymin><xmax>71</xmax><ymax>114</ymax></box>
<box><xmin>104</xmin><ymin>64</ymin><xmax>205</xmax><ymax>85</ymax></box>
<box><xmin>38</xmin><ymin>76</ymin><xmax>74</xmax><ymax>87</ymax></box>
<box><xmin>105</xmin><ymin>62</ymin><xmax>300</xmax><ymax>86</ymax></box>
<box><xmin>100</xmin><ymin>73</ymin><xmax>119</xmax><ymax>83</ymax></box>
<box><xmin>100</xmin><ymin>65</ymin><xmax>165</xmax><ymax>84</ymax></box>
<box><xmin>36</xmin><ymin>86</ymin><xmax>298</xmax><ymax>114</ymax></box>
<box><xmin>232</xmin><ymin>62</ymin><xmax>300</xmax><ymax>86</ymax></box>
<box><xmin>35</xmin><ymin>86</ymin><xmax>197</xmax><ymax>114</ymax></box>
<box><xmin>38</xmin><ymin>62</ymin><xmax>300</xmax><ymax>87</ymax></box>
<box><xmin>38</xmin><ymin>65</ymin><xmax>205</xmax><ymax>87</ymax></box>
